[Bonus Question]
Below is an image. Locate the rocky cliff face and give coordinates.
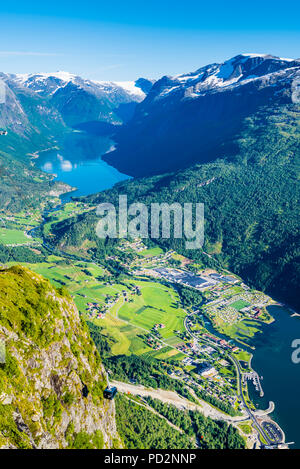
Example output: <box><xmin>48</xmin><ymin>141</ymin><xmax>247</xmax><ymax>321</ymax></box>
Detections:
<box><xmin>0</xmin><ymin>266</ymin><xmax>121</xmax><ymax>449</ymax></box>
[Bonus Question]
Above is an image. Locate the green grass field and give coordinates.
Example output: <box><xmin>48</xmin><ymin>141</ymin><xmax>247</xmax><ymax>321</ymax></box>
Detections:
<box><xmin>234</xmin><ymin>350</ymin><xmax>252</xmax><ymax>362</ymax></box>
<box><xmin>94</xmin><ymin>314</ymin><xmax>151</xmax><ymax>356</ymax></box>
<box><xmin>117</xmin><ymin>280</ymin><xmax>186</xmax><ymax>340</ymax></box>
<box><xmin>0</xmin><ymin>228</ymin><xmax>33</xmax><ymax>245</ymax></box>
<box><xmin>138</xmin><ymin>247</ymin><xmax>164</xmax><ymax>258</ymax></box>
<box><xmin>230</xmin><ymin>300</ymin><xmax>251</xmax><ymax>311</ymax></box>
<box><xmin>7</xmin><ymin>258</ymin><xmax>108</xmax><ymax>309</ymax></box>
<box><xmin>91</xmin><ymin>278</ymin><xmax>188</xmax><ymax>360</ymax></box>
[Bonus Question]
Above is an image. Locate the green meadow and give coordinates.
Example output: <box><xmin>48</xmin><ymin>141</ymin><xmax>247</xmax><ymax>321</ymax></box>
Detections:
<box><xmin>117</xmin><ymin>280</ymin><xmax>186</xmax><ymax>341</ymax></box>
<box><xmin>138</xmin><ymin>247</ymin><xmax>164</xmax><ymax>258</ymax></box>
<box><xmin>94</xmin><ymin>278</ymin><xmax>187</xmax><ymax>359</ymax></box>
<box><xmin>0</xmin><ymin>228</ymin><xmax>33</xmax><ymax>245</ymax></box>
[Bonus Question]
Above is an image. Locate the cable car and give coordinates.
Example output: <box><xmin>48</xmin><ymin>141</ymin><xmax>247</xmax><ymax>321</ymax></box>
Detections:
<box><xmin>104</xmin><ymin>386</ymin><xmax>117</xmax><ymax>400</ymax></box>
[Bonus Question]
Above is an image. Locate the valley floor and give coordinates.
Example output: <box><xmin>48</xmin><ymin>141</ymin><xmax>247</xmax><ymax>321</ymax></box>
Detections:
<box><xmin>0</xmin><ymin>200</ymin><xmax>291</xmax><ymax>449</ymax></box>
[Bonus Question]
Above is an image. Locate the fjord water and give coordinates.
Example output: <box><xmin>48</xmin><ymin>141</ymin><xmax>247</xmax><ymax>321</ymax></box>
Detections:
<box><xmin>248</xmin><ymin>305</ymin><xmax>300</xmax><ymax>448</ymax></box>
<box><xmin>37</xmin><ymin>131</ymin><xmax>129</xmax><ymax>201</ymax></box>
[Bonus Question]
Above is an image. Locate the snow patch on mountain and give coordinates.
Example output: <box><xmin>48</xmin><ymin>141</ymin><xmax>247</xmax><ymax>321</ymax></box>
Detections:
<box><xmin>16</xmin><ymin>71</ymin><xmax>77</xmax><ymax>84</ymax></box>
<box><xmin>14</xmin><ymin>72</ymin><xmax>146</xmax><ymax>100</ymax></box>
<box><xmin>109</xmin><ymin>81</ymin><xmax>146</xmax><ymax>98</ymax></box>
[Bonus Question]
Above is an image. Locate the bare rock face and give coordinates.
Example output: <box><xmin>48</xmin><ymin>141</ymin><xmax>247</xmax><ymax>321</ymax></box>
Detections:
<box><xmin>0</xmin><ymin>266</ymin><xmax>121</xmax><ymax>449</ymax></box>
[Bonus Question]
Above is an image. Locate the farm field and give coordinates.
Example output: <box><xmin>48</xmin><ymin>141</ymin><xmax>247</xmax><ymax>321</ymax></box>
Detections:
<box><xmin>0</xmin><ymin>228</ymin><xmax>33</xmax><ymax>245</ymax></box>
<box><xmin>6</xmin><ymin>257</ymin><xmax>107</xmax><ymax>306</ymax></box>
<box><xmin>138</xmin><ymin>247</ymin><xmax>164</xmax><ymax>258</ymax></box>
<box><xmin>9</xmin><ymin>254</ymin><xmax>187</xmax><ymax>361</ymax></box>
<box><xmin>94</xmin><ymin>315</ymin><xmax>151</xmax><ymax>356</ymax></box>
<box><xmin>230</xmin><ymin>300</ymin><xmax>251</xmax><ymax>311</ymax></box>
<box><xmin>93</xmin><ymin>278</ymin><xmax>188</xmax><ymax>360</ymax></box>
<box><xmin>117</xmin><ymin>280</ymin><xmax>186</xmax><ymax>339</ymax></box>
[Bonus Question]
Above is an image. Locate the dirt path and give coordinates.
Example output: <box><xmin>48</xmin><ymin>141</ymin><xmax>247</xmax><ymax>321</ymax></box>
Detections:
<box><xmin>112</xmin><ymin>380</ymin><xmax>247</xmax><ymax>423</ymax></box>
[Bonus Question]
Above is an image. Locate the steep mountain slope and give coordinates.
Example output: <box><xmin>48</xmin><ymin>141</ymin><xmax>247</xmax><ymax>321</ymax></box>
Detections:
<box><xmin>0</xmin><ymin>73</ymin><xmax>66</xmax><ymax>158</ymax></box>
<box><xmin>0</xmin><ymin>266</ymin><xmax>120</xmax><ymax>449</ymax></box>
<box><xmin>103</xmin><ymin>54</ymin><xmax>300</xmax><ymax>176</ymax></box>
<box><xmin>0</xmin><ymin>71</ymin><xmax>153</xmax><ymax>157</ymax></box>
<box><xmin>0</xmin><ymin>147</ymin><xmax>73</xmax><ymax>212</ymax></box>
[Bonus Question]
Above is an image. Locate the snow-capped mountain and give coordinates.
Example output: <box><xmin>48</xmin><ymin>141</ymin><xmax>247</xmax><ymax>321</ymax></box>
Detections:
<box><xmin>154</xmin><ymin>53</ymin><xmax>300</xmax><ymax>99</ymax></box>
<box><xmin>0</xmin><ymin>71</ymin><xmax>66</xmax><ymax>154</ymax></box>
<box><xmin>13</xmin><ymin>71</ymin><xmax>148</xmax><ymax>100</ymax></box>
<box><xmin>103</xmin><ymin>54</ymin><xmax>300</xmax><ymax>176</ymax></box>
<box><xmin>5</xmin><ymin>71</ymin><xmax>154</xmax><ymax>128</ymax></box>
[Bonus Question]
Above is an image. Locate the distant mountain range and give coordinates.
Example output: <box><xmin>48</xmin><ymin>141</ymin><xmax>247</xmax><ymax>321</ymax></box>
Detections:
<box><xmin>103</xmin><ymin>53</ymin><xmax>300</xmax><ymax>176</ymax></box>
<box><xmin>12</xmin><ymin>71</ymin><xmax>153</xmax><ymax>126</ymax></box>
<box><xmin>0</xmin><ymin>70</ymin><xmax>154</xmax><ymax>156</ymax></box>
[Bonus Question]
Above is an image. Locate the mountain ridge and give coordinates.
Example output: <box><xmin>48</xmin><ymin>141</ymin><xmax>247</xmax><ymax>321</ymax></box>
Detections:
<box><xmin>0</xmin><ymin>70</ymin><xmax>154</xmax><ymax>154</ymax></box>
<box><xmin>103</xmin><ymin>53</ymin><xmax>300</xmax><ymax>176</ymax></box>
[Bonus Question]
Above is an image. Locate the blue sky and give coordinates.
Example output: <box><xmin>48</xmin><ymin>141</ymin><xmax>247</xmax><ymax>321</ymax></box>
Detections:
<box><xmin>0</xmin><ymin>1</ymin><xmax>300</xmax><ymax>80</ymax></box>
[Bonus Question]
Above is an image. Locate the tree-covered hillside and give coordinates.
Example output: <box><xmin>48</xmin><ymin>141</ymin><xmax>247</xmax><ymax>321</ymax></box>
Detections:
<box><xmin>0</xmin><ymin>149</ymin><xmax>72</xmax><ymax>212</ymax></box>
<box><xmin>115</xmin><ymin>394</ymin><xmax>245</xmax><ymax>449</ymax></box>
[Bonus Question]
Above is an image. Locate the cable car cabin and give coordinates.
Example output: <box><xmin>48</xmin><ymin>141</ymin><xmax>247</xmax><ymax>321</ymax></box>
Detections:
<box><xmin>104</xmin><ymin>386</ymin><xmax>117</xmax><ymax>400</ymax></box>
